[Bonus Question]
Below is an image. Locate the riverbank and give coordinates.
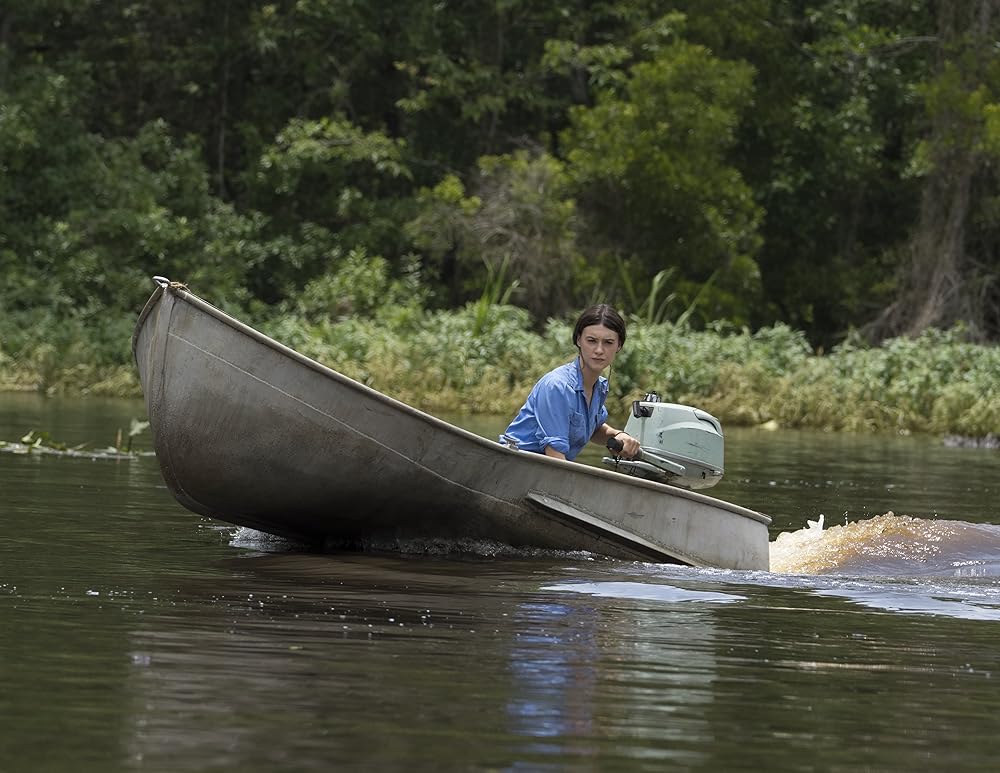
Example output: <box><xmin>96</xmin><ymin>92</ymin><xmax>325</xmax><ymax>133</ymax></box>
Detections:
<box><xmin>2</xmin><ymin>307</ymin><xmax>999</xmax><ymax>437</ymax></box>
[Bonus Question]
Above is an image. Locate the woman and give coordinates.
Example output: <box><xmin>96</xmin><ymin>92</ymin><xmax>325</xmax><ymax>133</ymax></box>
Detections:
<box><xmin>501</xmin><ymin>304</ymin><xmax>641</xmax><ymax>461</ymax></box>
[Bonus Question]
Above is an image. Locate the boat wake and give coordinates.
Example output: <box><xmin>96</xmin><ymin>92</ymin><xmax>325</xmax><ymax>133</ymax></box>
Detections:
<box><xmin>230</xmin><ymin>527</ymin><xmax>303</xmax><ymax>551</ymax></box>
<box><xmin>230</xmin><ymin>527</ymin><xmax>602</xmax><ymax>561</ymax></box>
<box><xmin>770</xmin><ymin>512</ymin><xmax>1000</xmax><ymax>577</ymax></box>
<box><xmin>230</xmin><ymin>512</ymin><xmax>1000</xmax><ymax>581</ymax></box>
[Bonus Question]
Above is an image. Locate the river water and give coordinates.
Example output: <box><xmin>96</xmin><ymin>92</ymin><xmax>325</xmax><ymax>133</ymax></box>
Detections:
<box><xmin>2</xmin><ymin>393</ymin><xmax>1000</xmax><ymax>771</ymax></box>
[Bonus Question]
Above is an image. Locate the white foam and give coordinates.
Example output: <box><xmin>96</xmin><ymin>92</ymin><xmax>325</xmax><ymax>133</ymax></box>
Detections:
<box><xmin>229</xmin><ymin>527</ymin><xmax>301</xmax><ymax>551</ymax></box>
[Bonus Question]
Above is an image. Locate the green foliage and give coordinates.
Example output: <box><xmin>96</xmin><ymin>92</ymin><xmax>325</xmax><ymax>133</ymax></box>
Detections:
<box><xmin>412</xmin><ymin>303</ymin><xmax>546</xmax><ymax>401</ymax></box>
<box><xmin>985</xmin><ymin>103</ymin><xmax>1000</xmax><ymax>158</ymax></box>
<box><xmin>697</xmin><ymin>0</ymin><xmax>931</xmax><ymax>342</ymax></box>
<box><xmin>406</xmin><ymin>150</ymin><xmax>581</xmax><ymax>317</ymax></box>
<box><xmin>541</xmin><ymin>37</ymin><xmax>634</xmax><ymax>94</ymax></box>
<box><xmin>405</xmin><ymin>174</ymin><xmax>484</xmax><ymax>304</ymax></box>
<box><xmin>562</xmin><ymin>33</ymin><xmax>763</xmax><ymax>322</ymax></box>
<box><xmin>469</xmin><ymin>257</ymin><xmax>519</xmax><ymax>337</ymax></box>
<box><xmin>687</xmin><ymin>326</ymin><xmax>1000</xmax><ymax>436</ymax></box>
<box><xmin>0</xmin><ymin>306</ymin><xmax>140</xmax><ymax>395</ymax></box>
<box><xmin>276</xmin><ymin>302</ymin><xmax>1000</xmax><ymax>437</ymax></box>
<box><xmin>620</xmin><ymin>267</ymin><xmax>679</xmax><ymax>327</ymax></box>
<box><xmin>473</xmin><ymin>152</ymin><xmax>581</xmax><ymax>317</ymax></box>
<box><xmin>258</xmin><ymin>247</ymin><xmax>430</xmax><ymax>370</ymax></box>
<box><xmin>0</xmin><ymin>62</ymin><xmax>259</xmax><ymax>317</ymax></box>
<box><xmin>390</xmin><ymin>1</ymin><xmax>586</xmax><ymax>171</ymax></box>
<box><xmin>605</xmin><ymin>321</ymin><xmax>812</xmax><ymax>412</ymax></box>
<box><xmin>1</xmin><ymin>0</ymin><xmax>1000</xmax><ymax>428</ymax></box>
<box><xmin>253</xmin><ymin>116</ymin><xmax>411</xmax><ymax>199</ymax></box>
<box><xmin>291</xmin><ymin>248</ymin><xmax>424</xmax><ymax>321</ymax></box>
<box><xmin>246</xmin><ymin>116</ymin><xmax>415</xmax><ymax>299</ymax></box>
<box><xmin>619</xmin><ymin>265</ymin><xmax>727</xmax><ymax>328</ymax></box>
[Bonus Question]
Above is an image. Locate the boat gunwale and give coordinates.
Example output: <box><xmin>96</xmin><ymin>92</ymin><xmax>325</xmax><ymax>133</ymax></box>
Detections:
<box><xmin>133</xmin><ymin>278</ymin><xmax>771</xmax><ymax>527</ymax></box>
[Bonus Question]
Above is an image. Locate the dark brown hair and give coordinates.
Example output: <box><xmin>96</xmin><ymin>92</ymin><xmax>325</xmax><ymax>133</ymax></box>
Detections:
<box><xmin>572</xmin><ymin>304</ymin><xmax>626</xmax><ymax>349</ymax></box>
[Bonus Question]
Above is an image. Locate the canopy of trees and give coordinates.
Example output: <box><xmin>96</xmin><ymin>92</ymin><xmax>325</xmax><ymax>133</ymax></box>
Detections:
<box><xmin>1</xmin><ymin>0</ymin><xmax>999</xmax><ymax>348</ymax></box>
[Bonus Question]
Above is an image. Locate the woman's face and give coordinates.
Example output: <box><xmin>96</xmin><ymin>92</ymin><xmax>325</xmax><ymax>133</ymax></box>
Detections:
<box><xmin>577</xmin><ymin>323</ymin><xmax>621</xmax><ymax>374</ymax></box>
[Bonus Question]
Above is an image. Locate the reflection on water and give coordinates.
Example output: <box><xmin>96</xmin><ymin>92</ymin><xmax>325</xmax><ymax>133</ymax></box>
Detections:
<box><xmin>543</xmin><ymin>580</ymin><xmax>745</xmax><ymax>604</ymax></box>
<box><xmin>113</xmin><ymin>549</ymin><xmax>1000</xmax><ymax>771</ymax></box>
<box><xmin>4</xmin><ymin>396</ymin><xmax>1000</xmax><ymax>771</ymax></box>
<box><xmin>813</xmin><ymin>581</ymin><xmax>1000</xmax><ymax>621</ymax></box>
<box><xmin>505</xmin><ymin>601</ymin><xmax>602</xmax><ymax>761</ymax></box>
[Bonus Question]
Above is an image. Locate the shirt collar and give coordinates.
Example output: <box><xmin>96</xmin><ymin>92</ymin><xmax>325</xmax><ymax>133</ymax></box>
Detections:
<box><xmin>572</xmin><ymin>357</ymin><xmax>609</xmax><ymax>396</ymax></box>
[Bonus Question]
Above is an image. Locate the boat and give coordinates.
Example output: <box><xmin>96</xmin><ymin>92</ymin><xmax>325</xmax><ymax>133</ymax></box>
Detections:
<box><xmin>132</xmin><ymin>277</ymin><xmax>772</xmax><ymax>570</ymax></box>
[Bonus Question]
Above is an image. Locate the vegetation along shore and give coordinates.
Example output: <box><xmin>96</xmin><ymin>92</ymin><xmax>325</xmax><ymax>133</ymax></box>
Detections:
<box><xmin>2</xmin><ymin>278</ymin><xmax>998</xmax><ymax>438</ymax></box>
<box><xmin>1</xmin><ymin>2</ymin><xmax>998</xmax><ymax>438</ymax></box>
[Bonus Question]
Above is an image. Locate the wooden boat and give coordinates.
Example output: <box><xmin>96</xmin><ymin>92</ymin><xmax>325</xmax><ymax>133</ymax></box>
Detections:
<box><xmin>132</xmin><ymin>277</ymin><xmax>771</xmax><ymax>570</ymax></box>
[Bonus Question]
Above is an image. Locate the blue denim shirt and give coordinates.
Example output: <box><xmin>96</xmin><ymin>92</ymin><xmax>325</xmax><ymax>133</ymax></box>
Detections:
<box><xmin>501</xmin><ymin>359</ymin><xmax>609</xmax><ymax>460</ymax></box>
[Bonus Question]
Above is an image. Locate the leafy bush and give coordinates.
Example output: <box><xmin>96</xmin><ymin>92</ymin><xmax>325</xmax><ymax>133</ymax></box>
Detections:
<box><xmin>4</xmin><ymin>278</ymin><xmax>1000</xmax><ymax>438</ymax></box>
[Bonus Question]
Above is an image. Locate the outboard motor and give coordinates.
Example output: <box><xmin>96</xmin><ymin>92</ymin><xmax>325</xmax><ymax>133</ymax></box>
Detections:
<box><xmin>602</xmin><ymin>392</ymin><xmax>724</xmax><ymax>490</ymax></box>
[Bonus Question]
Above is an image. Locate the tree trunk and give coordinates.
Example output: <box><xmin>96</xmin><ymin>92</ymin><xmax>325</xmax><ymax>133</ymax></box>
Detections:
<box><xmin>0</xmin><ymin>11</ymin><xmax>13</xmax><ymax>86</ymax></box>
<box><xmin>868</xmin><ymin>0</ymin><xmax>994</xmax><ymax>341</ymax></box>
<box><xmin>216</xmin><ymin>0</ymin><xmax>231</xmax><ymax>200</ymax></box>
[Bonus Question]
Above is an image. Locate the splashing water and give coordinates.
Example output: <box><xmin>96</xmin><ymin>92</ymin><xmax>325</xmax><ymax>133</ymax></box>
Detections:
<box><xmin>770</xmin><ymin>512</ymin><xmax>1000</xmax><ymax>577</ymax></box>
<box><xmin>232</xmin><ymin>513</ymin><xmax>1000</xmax><ymax>580</ymax></box>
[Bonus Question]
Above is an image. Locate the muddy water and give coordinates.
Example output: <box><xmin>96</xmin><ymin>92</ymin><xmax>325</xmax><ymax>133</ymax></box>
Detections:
<box><xmin>2</xmin><ymin>394</ymin><xmax>1000</xmax><ymax>771</ymax></box>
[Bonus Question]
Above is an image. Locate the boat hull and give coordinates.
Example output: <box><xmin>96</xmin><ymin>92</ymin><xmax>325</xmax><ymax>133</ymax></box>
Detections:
<box><xmin>133</xmin><ymin>281</ymin><xmax>771</xmax><ymax>570</ymax></box>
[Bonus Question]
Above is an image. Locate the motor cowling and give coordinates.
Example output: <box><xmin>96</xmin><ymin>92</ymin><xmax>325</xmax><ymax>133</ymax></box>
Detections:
<box><xmin>602</xmin><ymin>393</ymin><xmax>724</xmax><ymax>490</ymax></box>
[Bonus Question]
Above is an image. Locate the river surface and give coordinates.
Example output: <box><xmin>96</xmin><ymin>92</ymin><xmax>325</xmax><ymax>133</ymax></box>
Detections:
<box><xmin>3</xmin><ymin>393</ymin><xmax>1000</xmax><ymax>771</ymax></box>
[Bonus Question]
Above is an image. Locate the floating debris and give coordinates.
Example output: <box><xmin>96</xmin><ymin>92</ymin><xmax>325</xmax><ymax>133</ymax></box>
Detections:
<box><xmin>943</xmin><ymin>433</ymin><xmax>1000</xmax><ymax>449</ymax></box>
<box><xmin>0</xmin><ymin>423</ymin><xmax>153</xmax><ymax>460</ymax></box>
<box><xmin>0</xmin><ymin>439</ymin><xmax>140</xmax><ymax>460</ymax></box>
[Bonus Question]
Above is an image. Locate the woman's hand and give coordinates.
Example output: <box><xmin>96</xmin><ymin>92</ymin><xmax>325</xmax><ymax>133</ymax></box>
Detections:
<box><xmin>599</xmin><ymin>425</ymin><xmax>641</xmax><ymax>459</ymax></box>
<box><xmin>613</xmin><ymin>431</ymin><xmax>641</xmax><ymax>459</ymax></box>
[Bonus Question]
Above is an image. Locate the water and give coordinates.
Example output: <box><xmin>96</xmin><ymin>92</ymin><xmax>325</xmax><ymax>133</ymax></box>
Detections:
<box><xmin>3</xmin><ymin>394</ymin><xmax>1000</xmax><ymax>771</ymax></box>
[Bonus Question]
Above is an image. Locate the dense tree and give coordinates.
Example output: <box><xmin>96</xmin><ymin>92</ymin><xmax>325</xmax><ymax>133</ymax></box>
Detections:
<box><xmin>406</xmin><ymin>150</ymin><xmax>581</xmax><ymax>317</ymax></box>
<box><xmin>870</xmin><ymin>0</ymin><xmax>1000</xmax><ymax>340</ymax></box>
<box><xmin>561</xmin><ymin>27</ymin><xmax>762</xmax><ymax>324</ymax></box>
<box><xmin>1</xmin><ymin>0</ymin><xmax>998</xmax><ymax>356</ymax></box>
<box><xmin>671</xmin><ymin>0</ymin><xmax>934</xmax><ymax>342</ymax></box>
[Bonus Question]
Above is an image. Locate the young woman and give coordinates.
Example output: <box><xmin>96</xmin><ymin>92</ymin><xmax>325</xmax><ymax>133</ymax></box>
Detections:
<box><xmin>501</xmin><ymin>304</ymin><xmax>641</xmax><ymax>461</ymax></box>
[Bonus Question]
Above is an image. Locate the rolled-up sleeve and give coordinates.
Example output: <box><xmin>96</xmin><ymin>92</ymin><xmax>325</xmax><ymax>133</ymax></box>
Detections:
<box><xmin>501</xmin><ymin>360</ymin><xmax>604</xmax><ymax>459</ymax></box>
<box><xmin>534</xmin><ymin>379</ymin><xmax>573</xmax><ymax>455</ymax></box>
